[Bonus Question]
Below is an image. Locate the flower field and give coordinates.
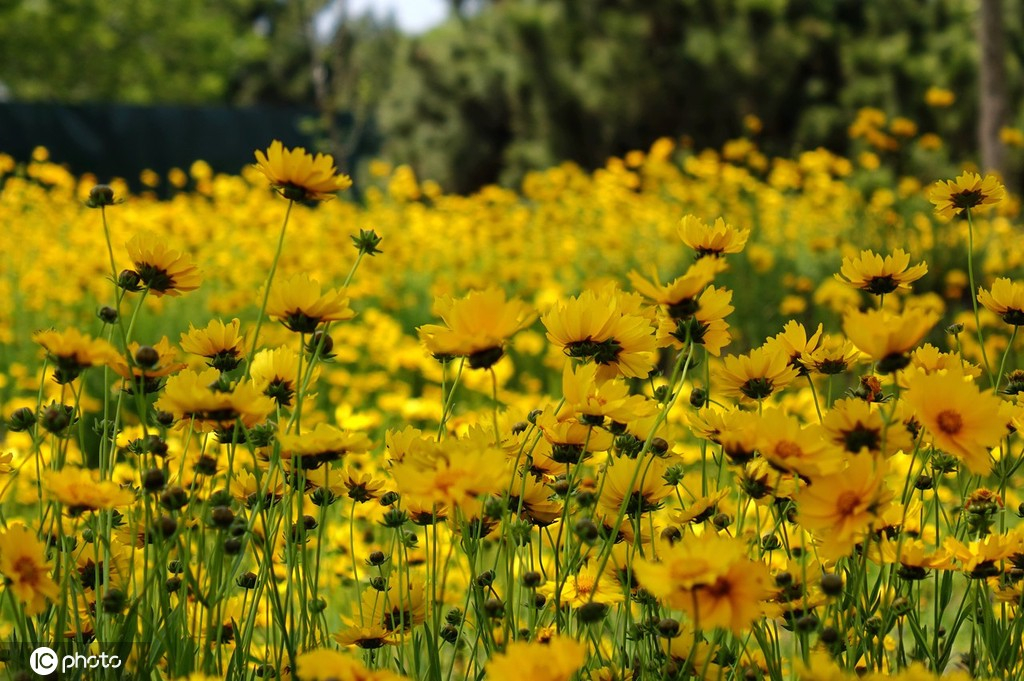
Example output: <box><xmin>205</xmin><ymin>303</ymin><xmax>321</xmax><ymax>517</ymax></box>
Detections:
<box><xmin>1</xmin><ymin>123</ymin><xmax>1023</xmax><ymax>681</ymax></box>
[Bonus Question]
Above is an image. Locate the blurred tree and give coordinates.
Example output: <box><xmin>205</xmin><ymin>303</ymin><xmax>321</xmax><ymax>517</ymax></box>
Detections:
<box><xmin>379</xmin><ymin>0</ymin><xmax>1023</xmax><ymax>192</ymax></box>
<box><xmin>0</xmin><ymin>0</ymin><xmax>272</xmax><ymax>103</ymax></box>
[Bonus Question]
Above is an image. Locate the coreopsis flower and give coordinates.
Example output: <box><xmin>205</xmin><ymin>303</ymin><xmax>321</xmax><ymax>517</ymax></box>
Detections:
<box><xmin>634</xmin><ymin>532</ymin><xmax>771</xmax><ymax>633</ymax></box>
<box><xmin>542</xmin><ymin>288</ymin><xmax>658</xmax><ymax>380</ymax></box>
<box><xmin>835</xmin><ymin>249</ymin><xmax>928</xmax><ymax>296</ymax></box>
<box><xmin>264</xmin><ymin>273</ymin><xmax>355</xmax><ymax>334</ymax></box>
<box><xmin>250</xmin><ymin>346</ymin><xmax>318</xmax><ymax>408</ymax></box>
<box><xmin>43</xmin><ymin>467</ymin><xmax>135</xmax><ymax>515</ymax></box>
<box><xmin>978</xmin><ymin>278</ymin><xmax>1024</xmax><ymax>326</ymax></box>
<box><xmin>598</xmin><ymin>457</ymin><xmax>673</xmax><ymax>516</ymax></box>
<box><xmin>944</xmin><ymin>533</ymin><xmax>1021</xmax><ymax>579</ymax></box>
<box><xmin>628</xmin><ymin>257</ymin><xmax>725</xmax><ymax>318</ymax></box>
<box><xmin>33</xmin><ymin>327</ymin><xmax>120</xmax><ymax>383</ymax></box>
<box><xmin>924</xmin><ymin>86</ymin><xmax>955</xmax><ymax>107</ymax></box>
<box><xmin>901</xmin><ymin>343</ymin><xmax>982</xmax><ymax>384</ymax></box>
<box><xmin>359</xmin><ymin>579</ymin><xmax>427</xmax><ymax>631</ymax></box>
<box><xmin>534</xmin><ymin>406</ymin><xmax>615</xmax><ymax>465</ymax></box>
<box><xmin>662</xmin><ymin>625</ymin><xmax>725</xmax><ymax>679</ymax></box>
<box><xmin>764</xmin><ymin>320</ymin><xmax>823</xmax><ymax>375</ymax></box>
<box><xmin>678</xmin><ymin>215</ymin><xmax>750</xmax><ymax>257</ymax></box>
<box><xmin>715</xmin><ymin>345</ymin><xmax>800</xmax><ymax>402</ymax></box>
<box><xmin>902</xmin><ymin>368</ymin><xmax>1005</xmax><ymax>475</ymax></box>
<box><xmin>391</xmin><ymin>444</ymin><xmax>506</xmax><ymax>510</ymax></box>
<box><xmin>180</xmin><ymin>318</ymin><xmax>246</xmax><ymax>372</ymax></box>
<box><xmin>417</xmin><ymin>287</ymin><xmax>535</xmax><ymax>369</ymax></box>
<box><xmin>506</xmin><ymin>477</ymin><xmax>561</xmax><ymax>526</ymax></box>
<box><xmin>276</xmin><ymin>423</ymin><xmax>372</xmax><ymax>470</ymax></box>
<box><xmin>800</xmin><ymin>335</ymin><xmax>862</xmax><ymax>375</ymax></box>
<box><xmin>796</xmin><ymin>455</ymin><xmax>894</xmax><ymax>559</ymax></box>
<box><xmin>112</xmin><ymin>338</ymin><xmax>186</xmax><ymax>392</ymax></box>
<box><xmin>0</xmin><ymin>525</ymin><xmax>59</xmax><ymax>616</ymax></box>
<box><xmin>842</xmin><ymin>308</ymin><xmax>939</xmax><ymax>373</ymax></box>
<box><xmin>333</xmin><ymin>623</ymin><xmax>397</xmax><ymax>649</ymax></box>
<box><xmin>484</xmin><ymin>637</ymin><xmax>586</xmax><ymax>681</ymax></box>
<box><xmin>755</xmin><ymin>409</ymin><xmax>843</xmax><ymax>478</ymax></box>
<box><xmin>657</xmin><ymin>286</ymin><xmax>734</xmax><ymax>356</ymax></box>
<box><xmin>670</xmin><ymin>489</ymin><xmax>730</xmax><ymax>525</ymax></box>
<box><xmin>929</xmin><ymin>172</ymin><xmax>1005</xmax><ymax>219</ymax></box>
<box><xmin>154</xmin><ymin>368</ymin><xmax>275</xmax><ymax>432</ymax></box>
<box><xmin>821</xmin><ymin>398</ymin><xmax>913</xmax><ymax>457</ymax></box>
<box><xmin>295</xmin><ymin>650</ymin><xmax>404</xmax><ymax>681</ymax></box>
<box><xmin>871</xmin><ymin>536</ymin><xmax>954</xmax><ymax>580</ymax></box>
<box><xmin>125</xmin><ymin>233</ymin><xmax>202</xmax><ymax>297</ymax></box>
<box><xmin>540</xmin><ymin>566</ymin><xmax>623</xmax><ymax>608</ymax></box>
<box><xmin>254</xmin><ymin>139</ymin><xmax>352</xmax><ymax>201</ymax></box>
<box><xmin>560</xmin><ymin>362</ymin><xmax>656</xmax><ymax>425</ymax></box>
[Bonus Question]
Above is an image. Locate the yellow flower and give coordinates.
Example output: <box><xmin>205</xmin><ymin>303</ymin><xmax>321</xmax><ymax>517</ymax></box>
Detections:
<box><xmin>822</xmin><ymin>398</ymin><xmax>913</xmax><ymax>457</ymax></box>
<box><xmin>417</xmin><ymin>287</ymin><xmax>535</xmax><ymax>368</ymax></box>
<box><xmin>800</xmin><ymin>335</ymin><xmax>862</xmax><ymax>376</ymax></box>
<box><xmin>276</xmin><ymin>423</ymin><xmax>372</xmax><ymax>470</ymax></box>
<box><xmin>755</xmin><ymin>409</ymin><xmax>842</xmax><ymax>478</ymax></box>
<box><xmin>333</xmin><ymin>623</ymin><xmax>397</xmax><ymax>649</ymax></box>
<box><xmin>43</xmin><ymin>467</ymin><xmax>135</xmax><ymax>515</ymax></box>
<box><xmin>635</xmin><ymin>532</ymin><xmax>770</xmax><ymax>633</ymax></box>
<box><xmin>929</xmin><ymin>172</ymin><xmax>1005</xmax><ymax>220</ymax></box>
<box><xmin>598</xmin><ymin>457</ymin><xmax>673</xmax><ymax>516</ymax></box>
<box><xmin>33</xmin><ymin>327</ymin><xmax>121</xmax><ymax>383</ymax></box>
<box><xmin>112</xmin><ymin>337</ymin><xmax>186</xmax><ymax>383</ymax></box>
<box><xmin>657</xmin><ymin>286</ymin><xmax>735</xmax><ymax>356</ymax></box>
<box><xmin>250</xmin><ymin>346</ymin><xmax>317</xmax><ymax>408</ymax></box>
<box><xmin>978</xmin><ymin>278</ymin><xmax>1024</xmax><ymax>326</ymax></box>
<box><xmin>542</xmin><ymin>288</ymin><xmax>657</xmax><ymax>380</ymax></box>
<box><xmin>125</xmin><ymin>233</ymin><xmax>202</xmax><ymax>297</ymax></box>
<box><xmin>764</xmin><ymin>320</ymin><xmax>823</xmax><ymax>376</ymax></box>
<box><xmin>561</xmin><ymin>362</ymin><xmax>656</xmax><ymax>425</ymax></box>
<box><xmin>796</xmin><ymin>456</ymin><xmax>894</xmax><ymax>560</ymax></box>
<box><xmin>540</xmin><ymin>566</ymin><xmax>623</xmax><ymax>608</ymax></box>
<box><xmin>835</xmin><ymin>249</ymin><xmax>927</xmax><ymax>295</ymax></box>
<box><xmin>154</xmin><ymin>368</ymin><xmax>275</xmax><ymax>432</ymax></box>
<box><xmin>180</xmin><ymin>318</ymin><xmax>247</xmax><ymax>372</ymax></box>
<box><xmin>678</xmin><ymin>215</ymin><xmax>750</xmax><ymax>257</ymax></box>
<box><xmin>264</xmin><ymin>273</ymin><xmax>355</xmax><ymax>333</ymax></box>
<box><xmin>0</xmin><ymin>524</ymin><xmax>59</xmax><ymax>616</ymax></box>
<box><xmin>924</xmin><ymin>86</ymin><xmax>955</xmax><ymax>107</ymax></box>
<box><xmin>902</xmin><ymin>368</ymin><xmax>1006</xmax><ymax>475</ymax></box>
<box><xmin>842</xmin><ymin>308</ymin><xmax>938</xmax><ymax>372</ymax></box>
<box><xmin>484</xmin><ymin>637</ymin><xmax>586</xmax><ymax>681</ymax></box>
<box><xmin>715</xmin><ymin>345</ymin><xmax>800</xmax><ymax>402</ymax></box>
<box><xmin>628</xmin><ymin>257</ymin><xmax>725</xmax><ymax>315</ymax></box>
<box><xmin>254</xmin><ymin>139</ymin><xmax>352</xmax><ymax>201</ymax></box>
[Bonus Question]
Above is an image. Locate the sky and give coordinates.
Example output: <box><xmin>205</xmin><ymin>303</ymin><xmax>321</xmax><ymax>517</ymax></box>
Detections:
<box><xmin>345</xmin><ymin>0</ymin><xmax>449</xmax><ymax>34</ymax></box>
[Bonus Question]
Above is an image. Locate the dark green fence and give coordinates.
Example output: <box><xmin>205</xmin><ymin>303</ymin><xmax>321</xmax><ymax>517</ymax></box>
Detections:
<box><xmin>0</xmin><ymin>102</ymin><xmax>377</xmax><ymax>195</ymax></box>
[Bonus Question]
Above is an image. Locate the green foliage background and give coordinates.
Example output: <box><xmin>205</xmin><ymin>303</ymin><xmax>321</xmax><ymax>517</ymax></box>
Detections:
<box><xmin>0</xmin><ymin>0</ymin><xmax>1021</xmax><ymax>191</ymax></box>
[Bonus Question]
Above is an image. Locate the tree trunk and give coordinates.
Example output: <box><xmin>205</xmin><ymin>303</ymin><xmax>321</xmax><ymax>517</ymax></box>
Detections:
<box><xmin>978</xmin><ymin>0</ymin><xmax>1006</xmax><ymax>175</ymax></box>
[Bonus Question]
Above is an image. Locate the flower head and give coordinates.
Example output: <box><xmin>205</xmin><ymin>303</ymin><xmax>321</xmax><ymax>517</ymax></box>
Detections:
<box><xmin>678</xmin><ymin>215</ymin><xmax>750</xmax><ymax>257</ymax></box>
<box><xmin>264</xmin><ymin>273</ymin><xmax>355</xmax><ymax>334</ymax></box>
<box><xmin>44</xmin><ymin>468</ymin><xmax>136</xmax><ymax>515</ymax></box>
<box><xmin>835</xmin><ymin>249</ymin><xmax>928</xmax><ymax>295</ymax></box>
<box><xmin>33</xmin><ymin>328</ymin><xmax>121</xmax><ymax>383</ymax></box>
<box><xmin>842</xmin><ymin>308</ymin><xmax>939</xmax><ymax>373</ymax></box>
<box><xmin>180</xmin><ymin>318</ymin><xmax>247</xmax><ymax>372</ymax></box>
<box><xmin>715</xmin><ymin>346</ymin><xmax>800</xmax><ymax>402</ymax></box>
<box><xmin>929</xmin><ymin>172</ymin><xmax>1005</xmax><ymax>219</ymax></box>
<box><xmin>903</xmin><ymin>368</ymin><xmax>1006</xmax><ymax>475</ymax></box>
<box><xmin>417</xmin><ymin>288</ymin><xmax>535</xmax><ymax>368</ymax></box>
<box><xmin>254</xmin><ymin>140</ymin><xmax>352</xmax><ymax>201</ymax></box>
<box><xmin>125</xmin><ymin>233</ymin><xmax>202</xmax><ymax>297</ymax></box>
<box><xmin>0</xmin><ymin>525</ymin><xmax>59</xmax><ymax>615</ymax></box>
<box><xmin>978</xmin><ymin>278</ymin><xmax>1024</xmax><ymax>326</ymax></box>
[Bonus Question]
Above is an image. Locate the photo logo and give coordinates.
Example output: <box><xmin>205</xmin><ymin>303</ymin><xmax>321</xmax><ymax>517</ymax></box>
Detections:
<box><xmin>29</xmin><ymin>647</ymin><xmax>58</xmax><ymax>675</ymax></box>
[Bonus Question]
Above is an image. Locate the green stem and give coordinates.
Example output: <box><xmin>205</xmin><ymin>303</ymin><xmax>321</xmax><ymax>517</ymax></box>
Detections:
<box><xmin>246</xmin><ymin>199</ymin><xmax>294</xmax><ymax>377</ymax></box>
